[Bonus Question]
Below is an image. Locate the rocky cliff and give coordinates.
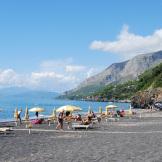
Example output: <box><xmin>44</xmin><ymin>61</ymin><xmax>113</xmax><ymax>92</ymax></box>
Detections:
<box><xmin>77</xmin><ymin>51</ymin><xmax>162</xmax><ymax>89</ymax></box>
<box><xmin>62</xmin><ymin>51</ymin><xmax>162</xmax><ymax>98</ymax></box>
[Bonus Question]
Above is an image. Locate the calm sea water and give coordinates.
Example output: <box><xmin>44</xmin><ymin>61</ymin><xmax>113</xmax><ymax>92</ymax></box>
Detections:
<box><xmin>0</xmin><ymin>95</ymin><xmax>130</xmax><ymax>122</ymax></box>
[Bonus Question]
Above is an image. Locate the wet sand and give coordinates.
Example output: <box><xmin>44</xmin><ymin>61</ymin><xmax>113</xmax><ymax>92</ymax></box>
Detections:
<box><xmin>1</xmin><ymin>112</ymin><xmax>162</xmax><ymax>162</ymax></box>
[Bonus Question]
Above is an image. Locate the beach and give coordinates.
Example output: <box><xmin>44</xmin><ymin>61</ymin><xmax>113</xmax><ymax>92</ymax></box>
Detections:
<box><xmin>1</xmin><ymin>111</ymin><xmax>162</xmax><ymax>162</ymax></box>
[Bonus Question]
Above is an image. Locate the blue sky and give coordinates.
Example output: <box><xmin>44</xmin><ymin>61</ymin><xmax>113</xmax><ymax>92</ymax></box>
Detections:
<box><xmin>0</xmin><ymin>0</ymin><xmax>162</xmax><ymax>92</ymax></box>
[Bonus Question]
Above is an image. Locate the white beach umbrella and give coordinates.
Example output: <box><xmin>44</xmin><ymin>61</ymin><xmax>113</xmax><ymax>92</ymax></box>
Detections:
<box><xmin>105</xmin><ymin>105</ymin><xmax>117</xmax><ymax>115</ymax></box>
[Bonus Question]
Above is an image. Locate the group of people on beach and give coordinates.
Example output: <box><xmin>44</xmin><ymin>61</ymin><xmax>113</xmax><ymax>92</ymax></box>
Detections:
<box><xmin>15</xmin><ymin>107</ymin><xmax>129</xmax><ymax>130</ymax></box>
<box><xmin>16</xmin><ymin>109</ymin><xmax>40</xmax><ymax>125</ymax></box>
<box><xmin>56</xmin><ymin>110</ymin><xmax>97</xmax><ymax>130</ymax></box>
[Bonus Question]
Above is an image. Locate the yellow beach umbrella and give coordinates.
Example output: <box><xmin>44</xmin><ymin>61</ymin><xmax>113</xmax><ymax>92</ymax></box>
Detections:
<box><xmin>24</xmin><ymin>106</ymin><xmax>29</xmax><ymax>121</ymax></box>
<box><xmin>14</xmin><ymin>107</ymin><xmax>18</xmax><ymax>120</ymax></box>
<box><xmin>56</xmin><ymin>105</ymin><xmax>82</xmax><ymax>112</ymax></box>
<box><xmin>29</xmin><ymin>107</ymin><xmax>45</xmax><ymax>112</ymax></box>
<box><xmin>106</xmin><ymin>105</ymin><xmax>118</xmax><ymax>109</ymax></box>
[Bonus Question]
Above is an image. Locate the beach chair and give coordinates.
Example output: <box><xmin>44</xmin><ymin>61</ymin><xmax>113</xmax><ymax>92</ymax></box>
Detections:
<box><xmin>31</xmin><ymin>119</ymin><xmax>44</xmax><ymax>124</ymax></box>
<box><xmin>0</xmin><ymin>127</ymin><xmax>13</xmax><ymax>135</ymax></box>
<box><xmin>47</xmin><ymin>116</ymin><xmax>56</xmax><ymax>126</ymax></box>
<box><xmin>71</xmin><ymin>122</ymin><xmax>93</xmax><ymax>130</ymax></box>
<box><xmin>105</xmin><ymin>114</ymin><xmax>119</xmax><ymax>122</ymax></box>
<box><xmin>106</xmin><ymin>117</ymin><xmax>119</xmax><ymax>122</ymax></box>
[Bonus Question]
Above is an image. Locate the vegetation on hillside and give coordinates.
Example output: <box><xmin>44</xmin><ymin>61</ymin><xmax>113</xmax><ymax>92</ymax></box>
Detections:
<box><xmin>58</xmin><ymin>84</ymin><xmax>105</xmax><ymax>100</ymax></box>
<box><xmin>92</xmin><ymin>62</ymin><xmax>162</xmax><ymax>101</ymax></box>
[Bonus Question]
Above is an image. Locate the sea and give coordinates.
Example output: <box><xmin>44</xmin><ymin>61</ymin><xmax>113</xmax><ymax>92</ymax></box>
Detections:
<box><xmin>0</xmin><ymin>95</ymin><xmax>130</xmax><ymax>122</ymax></box>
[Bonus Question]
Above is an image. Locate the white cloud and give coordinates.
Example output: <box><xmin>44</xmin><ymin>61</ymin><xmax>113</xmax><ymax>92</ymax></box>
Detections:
<box><xmin>31</xmin><ymin>72</ymin><xmax>63</xmax><ymax>80</ymax></box>
<box><xmin>0</xmin><ymin>69</ymin><xmax>22</xmax><ymax>87</ymax></box>
<box><xmin>65</xmin><ymin>65</ymin><xmax>86</xmax><ymax>73</ymax></box>
<box><xmin>40</xmin><ymin>58</ymin><xmax>73</xmax><ymax>72</ymax></box>
<box><xmin>0</xmin><ymin>58</ymin><xmax>101</xmax><ymax>92</ymax></box>
<box><xmin>90</xmin><ymin>25</ymin><xmax>162</xmax><ymax>59</ymax></box>
<box><xmin>30</xmin><ymin>71</ymin><xmax>77</xmax><ymax>92</ymax></box>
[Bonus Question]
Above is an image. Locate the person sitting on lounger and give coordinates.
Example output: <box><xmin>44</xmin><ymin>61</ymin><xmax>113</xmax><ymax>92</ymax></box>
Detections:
<box><xmin>91</xmin><ymin>111</ymin><xmax>96</xmax><ymax>118</ymax></box>
<box><xmin>31</xmin><ymin>118</ymin><xmax>44</xmax><ymax>124</ymax></box>
<box><xmin>81</xmin><ymin>116</ymin><xmax>92</xmax><ymax>125</ymax></box>
<box><xmin>75</xmin><ymin>114</ymin><xmax>82</xmax><ymax>121</ymax></box>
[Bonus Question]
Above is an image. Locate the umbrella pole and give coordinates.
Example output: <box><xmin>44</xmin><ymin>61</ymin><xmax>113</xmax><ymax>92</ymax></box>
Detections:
<box><xmin>29</xmin><ymin>128</ymin><xmax>31</xmax><ymax>134</ymax></box>
<box><xmin>27</xmin><ymin>123</ymin><xmax>32</xmax><ymax>134</ymax></box>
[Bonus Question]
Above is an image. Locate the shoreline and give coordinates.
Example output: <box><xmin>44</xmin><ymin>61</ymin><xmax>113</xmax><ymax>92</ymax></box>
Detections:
<box><xmin>0</xmin><ymin>107</ymin><xmax>160</xmax><ymax>123</ymax></box>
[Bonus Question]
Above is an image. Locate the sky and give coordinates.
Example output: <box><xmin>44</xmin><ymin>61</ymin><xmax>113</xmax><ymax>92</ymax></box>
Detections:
<box><xmin>0</xmin><ymin>0</ymin><xmax>162</xmax><ymax>92</ymax></box>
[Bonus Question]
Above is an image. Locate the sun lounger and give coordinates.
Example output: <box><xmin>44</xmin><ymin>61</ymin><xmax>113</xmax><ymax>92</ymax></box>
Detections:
<box><xmin>0</xmin><ymin>127</ymin><xmax>13</xmax><ymax>134</ymax></box>
<box><xmin>71</xmin><ymin>123</ymin><xmax>92</xmax><ymax>130</ymax></box>
<box><xmin>105</xmin><ymin>117</ymin><xmax>119</xmax><ymax>122</ymax></box>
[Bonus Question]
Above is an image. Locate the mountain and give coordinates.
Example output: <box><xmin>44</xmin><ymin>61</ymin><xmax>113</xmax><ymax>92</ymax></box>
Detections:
<box><xmin>61</xmin><ymin>51</ymin><xmax>162</xmax><ymax>98</ymax></box>
<box><xmin>0</xmin><ymin>87</ymin><xmax>59</xmax><ymax>99</ymax></box>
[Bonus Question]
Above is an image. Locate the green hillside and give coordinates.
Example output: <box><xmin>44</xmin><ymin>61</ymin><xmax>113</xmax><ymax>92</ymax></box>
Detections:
<box><xmin>58</xmin><ymin>84</ymin><xmax>105</xmax><ymax>100</ymax></box>
<box><xmin>92</xmin><ymin>62</ymin><xmax>162</xmax><ymax>101</ymax></box>
<box><xmin>137</xmin><ymin>62</ymin><xmax>162</xmax><ymax>90</ymax></box>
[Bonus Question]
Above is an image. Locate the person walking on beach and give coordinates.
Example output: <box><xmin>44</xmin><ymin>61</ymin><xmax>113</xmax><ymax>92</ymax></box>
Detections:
<box><xmin>56</xmin><ymin>110</ymin><xmax>64</xmax><ymax>130</ymax></box>
<box><xmin>18</xmin><ymin>109</ymin><xmax>22</xmax><ymax>124</ymax></box>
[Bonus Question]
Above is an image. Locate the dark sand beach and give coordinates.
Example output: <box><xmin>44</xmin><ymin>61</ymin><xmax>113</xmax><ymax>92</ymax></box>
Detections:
<box><xmin>1</xmin><ymin>112</ymin><xmax>162</xmax><ymax>162</ymax></box>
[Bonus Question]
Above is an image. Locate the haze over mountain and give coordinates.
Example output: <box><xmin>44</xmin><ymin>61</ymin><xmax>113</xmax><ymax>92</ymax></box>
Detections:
<box><xmin>0</xmin><ymin>87</ymin><xmax>59</xmax><ymax>99</ymax></box>
<box><xmin>64</xmin><ymin>51</ymin><xmax>162</xmax><ymax>96</ymax></box>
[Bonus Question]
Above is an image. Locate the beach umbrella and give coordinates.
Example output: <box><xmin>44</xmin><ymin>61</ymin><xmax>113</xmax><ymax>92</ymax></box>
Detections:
<box><xmin>14</xmin><ymin>107</ymin><xmax>18</xmax><ymax>120</ymax></box>
<box><xmin>24</xmin><ymin>106</ymin><xmax>29</xmax><ymax>121</ymax></box>
<box><xmin>106</xmin><ymin>105</ymin><xmax>118</xmax><ymax>109</ymax></box>
<box><xmin>52</xmin><ymin>108</ymin><xmax>56</xmax><ymax>118</ymax></box>
<box><xmin>98</xmin><ymin>106</ymin><xmax>102</xmax><ymax>114</ymax></box>
<box><xmin>29</xmin><ymin>107</ymin><xmax>45</xmax><ymax>112</ymax></box>
<box><xmin>128</xmin><ymin>105</ymin><xmax>132</xmax><ymax>115</ymax></box>
<box><xmin>56</xmin><ymin>105</ymin><xmax>82</xmax><ymax>112</ymax></box>
<box><xmin>105</xmin><ymin>105</ymin><xmax>117</xmax><ymax>115</ymax></box>
<box><xmin>88</xmin><ymin>106</ymin><xmax>92</xmax><ymax>114</ymax></box>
